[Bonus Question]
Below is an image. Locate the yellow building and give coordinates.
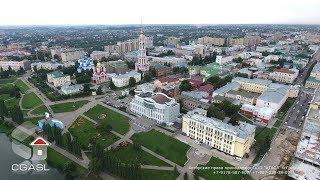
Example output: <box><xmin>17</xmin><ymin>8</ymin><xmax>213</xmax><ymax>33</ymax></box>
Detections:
<box><xmin>47</xmin><ymin>71</ymin><xmax>71</xmax><ymax>87</ymax></box>
<box><xmin>182</xmin><ymin>113</ymin><xmax>256</xmax><ymax>157</ymax></box>
<box><xmin>197</xmin><ymin>36</ymin><xmax>225</xmax><ymax>46</ymax></box>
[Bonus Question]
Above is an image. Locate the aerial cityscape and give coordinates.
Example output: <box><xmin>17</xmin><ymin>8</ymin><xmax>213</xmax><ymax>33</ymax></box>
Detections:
<box><xmin>0</xmin><ymin>1</ymin><xmax>320</xmax><ymax>180</ymax></box>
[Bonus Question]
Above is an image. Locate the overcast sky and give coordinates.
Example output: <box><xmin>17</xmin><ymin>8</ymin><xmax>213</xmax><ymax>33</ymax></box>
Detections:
<box><xmin>1</xmin><ymin>0</ymin><xmax>320</xmax><ymax>25</ymax></box>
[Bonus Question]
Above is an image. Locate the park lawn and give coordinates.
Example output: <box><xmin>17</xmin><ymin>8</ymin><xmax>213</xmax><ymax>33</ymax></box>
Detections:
<box><xmin>24</xmin><ymin>116</ymin><xmax>44</xmax><ymax>125</ymax></box>
<box><xmin>276</xmin><ymin>98</ymin><xmax>294</xmax><ymax>120</ymax></box>
<box><xmin>112</xmin><ymin>143</ymin><xmax>170</xmax><ymax>166</ymax></box>
<box><xmin>47</xmin><ymin>148</ymin><xmax>87</xmax><ymax>178</ymax></box>
<box><xmin>196</xmin><ymin>157</ymin><xmax>250</xmax><ymax>180</ymax></box>
<box><xmin>22</xmin><ymin>110</ymin><xmax>29</xmax><ymax>117</ymax></box>
<box><xmin>0</xmin><ymin>77</ymin><xmax>16</xmax><ymax>85</ymax></box>
<box><xmin>273</xmin><ymin>119</ymin><xmax>282</xmax><ymax>128</ymax></box>
<box><xmin>30</xmin><ymin>105</ymin><xmax>49</xmax><ymax>115</ymax></box>
<box><xmin>50</xmin><ymin>100</ymin><xmax>89</xmax><ymax>113</ymax></box>
<box><xmin>21</xmin><ymin>92</ymin><xmax>43</xmax><ymax>109</ymax></box>
<box><xmin>252</xmin><ymin>127</ymin><xmax>277</xmax><ymax>163</ymax></box>
<box><xmin>131</xmin><ymin>130</ymin><xmax>190</xmax><ymax>166</ymax></box>
<box><xmin>141</xmin><ymin>169</ymin><xmax>177</xmax><ymax>180</ymax></box>
<box><xmin>14</xmin><ymin>79</ymin><xmax>29</xmax><ymax>93</ymax></box>
<box><xmin>69</xmin><ymin>116</ymin><xmax>120</xmax><ymax>150</ymax></box>
<box><xmin>84</xmin><ymin>104</ymin><xmax>130</xmax><ymax>135</ymax></box>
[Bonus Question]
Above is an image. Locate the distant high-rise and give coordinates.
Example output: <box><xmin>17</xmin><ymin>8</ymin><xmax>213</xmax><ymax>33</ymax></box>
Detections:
<box><xmin>135</xmin><ymin>31</ymin><xmax>150</xmax><ymax>72</ymax></box>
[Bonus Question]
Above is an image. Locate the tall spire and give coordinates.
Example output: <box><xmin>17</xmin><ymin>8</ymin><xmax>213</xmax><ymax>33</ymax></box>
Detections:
<box><xmin>135</xmin><ymin>19</ymin><xmax>150</xmax><ymax>72</ymax></box>
<box><xmin>140</xmin><ymin>18</ymin><xmax>143</xmax><ymax>34</ymax></box>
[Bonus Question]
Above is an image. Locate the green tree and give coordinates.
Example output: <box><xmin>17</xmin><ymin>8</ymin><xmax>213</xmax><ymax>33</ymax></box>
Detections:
<box><xmin>183</xmin><ymin>172</ymin><xmax>189</xmax><ymax>180</ymax></box>
<box><xmin>83</xmin><ymin>84</ymin><xmax>91</xmax><ymax>95</ymax></box>
<box><xmin>173</xmin><ymin>166</ymin><xmax>179</xmax><ymax>178</ymax></box>
<box><xmin>96</xmin><ymin>86</ymin><xmax>103</xmax><ymax>95</ymax></box>
<box><xmin>129</xmin><ymin>89</ymin><xmax>135</xmax><ymax>96</ymax></box>
<box><xmin>179</xmin><ymin>80</ymin><xmax>192</xmax><ymax>91</ymax></box>
<box><xmin>63</xmin><ymin>162</ymin><xmax>76</xmax><ymax>176</ymax></box>
<box><xmin>129</xmin><ymin>77</ymin><xmax>137</xmax><ymax>87</ymax></box>
<box><xmin>143</xmin><ymin>74</ymin><xmax>152</xmax><ymax>82</ymax></box>
<box><xmin>207</xmin><ymin>105</ymin><xmax>225</xmax><ymax>120</ymax></box>
<box><xmin>109</xmin><ymin>81</ymin><xmax>116</xmax><ymax>90</ymax></box>
<box><xmin>89</xmin><ymin>157</ymin><xmax>103</xmax><ymax>174</ymax></box>
<box><xmin>10</xmin><ymin>105</ymin><xmax>24</xmax><ymax>124</ymax></box>
<box><xmin>0</xmin><ymin>100</ymin><xmax>7</xmax><ymax>121</ymax></box>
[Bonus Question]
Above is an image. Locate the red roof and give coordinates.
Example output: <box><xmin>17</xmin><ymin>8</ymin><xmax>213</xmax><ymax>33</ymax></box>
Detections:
<box><xmin>273</xmin><ymin>68</ymin><xmax>295</xmax><ymax>74</ymax></box>
<box><xmin>188</xmin><ymin>79</ymin><xmax>203</xmax><ymax>86</ymax></box>
<box><xmin>197</xmin><ymin>84</ymin><xmax>215</xmax><ymax>93</ymax></box>
<box><xmin>30</xmin><ymin>137</ymin><xmax>49</xmax><ymax>146</ymax></box>
<box><xmin>158</xmin><ymin>77</ymin><xmax>179</xmax><ymax>83</ymax></box>
<box><xmin>151</xmin><ymin>94</ymin><xmax>171</xmax><ymax>104</ymax></box>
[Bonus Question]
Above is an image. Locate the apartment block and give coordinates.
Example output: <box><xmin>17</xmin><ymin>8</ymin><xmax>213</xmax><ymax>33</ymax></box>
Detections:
<box><xmin>182</xmin><ymin>112</ymin><xmax>256</xmax><ymax>157</ymax></box>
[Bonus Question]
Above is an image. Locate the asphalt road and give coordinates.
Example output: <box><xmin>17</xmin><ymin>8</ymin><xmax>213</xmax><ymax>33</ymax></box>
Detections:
<box><xmin>283</xmin><ymin>50</ymin><xmax>320</xmax><ymax>130</ymax></box>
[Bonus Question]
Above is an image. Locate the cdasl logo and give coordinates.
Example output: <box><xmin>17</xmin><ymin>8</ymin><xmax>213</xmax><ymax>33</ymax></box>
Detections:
<box><xmin>10</xmin><ymin>121</ymin><xmax>50</xmax><ymax>173</ymax></box>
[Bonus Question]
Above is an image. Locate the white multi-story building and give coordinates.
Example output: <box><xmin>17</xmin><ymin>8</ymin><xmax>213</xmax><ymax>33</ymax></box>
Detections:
<box><xmin>130</xmin><ymin>92</ymin><xmax>180</xmax><ymax>124</ymax></box>
<box><xmin>0</xmin><ymin>60</ymin><xmax>31</xmax><ymax>71</ymax></box>
<box><xmin>213</xmin><ymin>77</ymin><xmax>297</xmax><ymax>124</ymax></box>
<box><xmin>269</xmin><ymin>68</ymin><xmax>299</xmax><ymax>84</ymax></box>
<box><xmin>60</xmin><ymin>49</ymin><xmax>85</xmax><ymax>62</ymax></box>
<box><xmin>111</xmin><ymin>71</ymin><xmax>141</xmax><ymax>88</ymax></box>
<box><xmin>31</xmin><ymin>61</ymin><xmax>75</xmax><ymax>71</ymax></box>
<box><xmin>90</xmin><ymin>51</ymin><xmax>110</xmax><ymax>61</ymax></box>
<box><xmin>61</xmin><ymin>84</ymin><xmax>83</xmax><ymax>95</ymax></box>
<box><xmin>47</xmin><ymin>71</ymin><xmax>71</xmax><ymax>87</ymax></box>
<box><xmin>215</xmin><ymin>55</ymin><xmax>233</xmax><ymax>65</ymax></box>
<box><xmin>182</xmin><ymin>112</ymin><xmax>256</xmax><ymax>157</ymax></box>
<box><xmin>305</xmin><ymin>62</ymin><xmax>320</xmax><ymax>88</ymax></box>
<box><xmin>256</xmin><ymin>46</ymin><xmax>276</xmax><ymax>53</ymax></box>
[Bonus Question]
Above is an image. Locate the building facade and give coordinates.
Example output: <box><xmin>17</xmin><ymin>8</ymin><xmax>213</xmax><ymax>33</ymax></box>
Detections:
<box><xmin>130</xmin><ymin>92</ymin><xmax>180</xmax><ymax>124</ymax></box>
<box><xmin>92</xmin><ymin>63</ymin><xmax>108</xmax><ymax>84</ymax></box>
<box><xmin>111</xmin><ymin>71</ymin><xmax>141</xmax><ymax>87</ymax></box>
<box><xmin>269</xmin><ymin>68</ymin><xmax>299</xmax><ymax>84</ymax></box>
<box><xmin>135</xmin><ymin>31</ymin><xmax>150</xmax><ymax>72</ymax></box>
<box><xmin>305</xmin><ymin>62</ymin><xmax>320</xmax><ymax>88</ymax></box>
<box><xmin>60</xmin><ymin>49</ymin><xmax>85</xmax><ymax>62</ymax></box>
<box><xmin>0</xmin><ymin>60</ymin><xmax>31</xmax><ymax>71</ymax></box>
<box><xmin>47</xmin><ymin>71</ymin><xmax>71</xmax><ymax>87</ymax></box>
<box><xmin>182</xmin><ymin>113</ymin><xmax>256</xmax><ymax>157</ymax></box>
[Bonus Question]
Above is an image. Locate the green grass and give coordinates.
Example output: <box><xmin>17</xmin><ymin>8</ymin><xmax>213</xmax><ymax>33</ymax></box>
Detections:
<box><xmin>131</xmin><ymin>130</ymin><xmax>190</xmax><ymax>166</ymax></box>
<box><xmin>0</xmin><ymin>94</ymin><xmax>11</xmax><ymax>101</ymax></box>
<box><xmin>0</xmin><ymin>78</ymin><xmax>16</xmax><ymax>84</ymax></box>
<box><xmin>69</xmin><ymin>116</ymin><xmax>120</xmax><ymax>149</ymax></box>
<box><xmin>141</xmin><ymin>169</ymin><xmax>178</xmax><ymax>180</ymax></box>
<box><xmin>84</xmin><ymin>104</ymin><xmax>130</xmax><ymax>135</ymax></box>
<box><xmin>30</xmin><ymin>105</ymin><xmax>49</xmax><ymax>115</ymax></box>
<box><xmin>0</xmin><ymin>94</ymin><xmax>20</xmax><ymax>109</ymax></box>
<box><xmin>14</xmin><ymin>79</ymin><xmax>29</xmax><ymax>93</ymax></box>
<box><xmin>24</xmin><ymin>116</ymin><xmax>44</xmax><ymax>125</ymax></box>
<box><xmin>276</xmin><ymin>98</ymin><xmax>295</xmax><ymax>120</ymax></box>
<box><xmin>46</xmin><ymin>148</ymin><xmax>87</xmax><ymax>178</ymax></box>
<box><xmin>50</xmin><ymin>100</ymin><xmax>89</xmax><ymax>113</ymax></box>
<box><xmin>196</xmin><ymin>157</ymin><xmax>250</xmax><ymax>180</ymax></box>
<box><xmin>252</xmin><ymin>127</ymin><xmax>277</xmax><ymax>164</ymax></box>
<box><xmin>273</xmin><ymin>119</ymin><xmax>282</xmax><ymax>128</ymax></box>
<box><xmin>0</xmin><ymin>122</ymin><xmax>15</xmax><ymax>134</ymax></box>
<box><xmin>21</xmin><ymin>92</ymin><xmax>43</xmax><ymax>109</ymax></box>
<box><xmin>86</xmin><ymin>173</ymin><xmax>103</xmax><ymax>180</ymax></box>
<box><xmin>112</xmin><ymin>143</ymin><xmax>170</xmax><ymax>166</ymax></box>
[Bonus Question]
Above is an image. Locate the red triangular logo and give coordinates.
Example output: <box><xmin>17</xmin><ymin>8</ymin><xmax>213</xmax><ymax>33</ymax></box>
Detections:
<box><xmin>30</xmin><ymin>137</ymin><xmax>49</xmax><ymax>146</ymax></box>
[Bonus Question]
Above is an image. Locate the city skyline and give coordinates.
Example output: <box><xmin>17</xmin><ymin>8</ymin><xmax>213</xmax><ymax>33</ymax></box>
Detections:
<box><xmin>1</xmin><ymin>0</ymin><xmax>320</xmax><ymax>25</ymax></box>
